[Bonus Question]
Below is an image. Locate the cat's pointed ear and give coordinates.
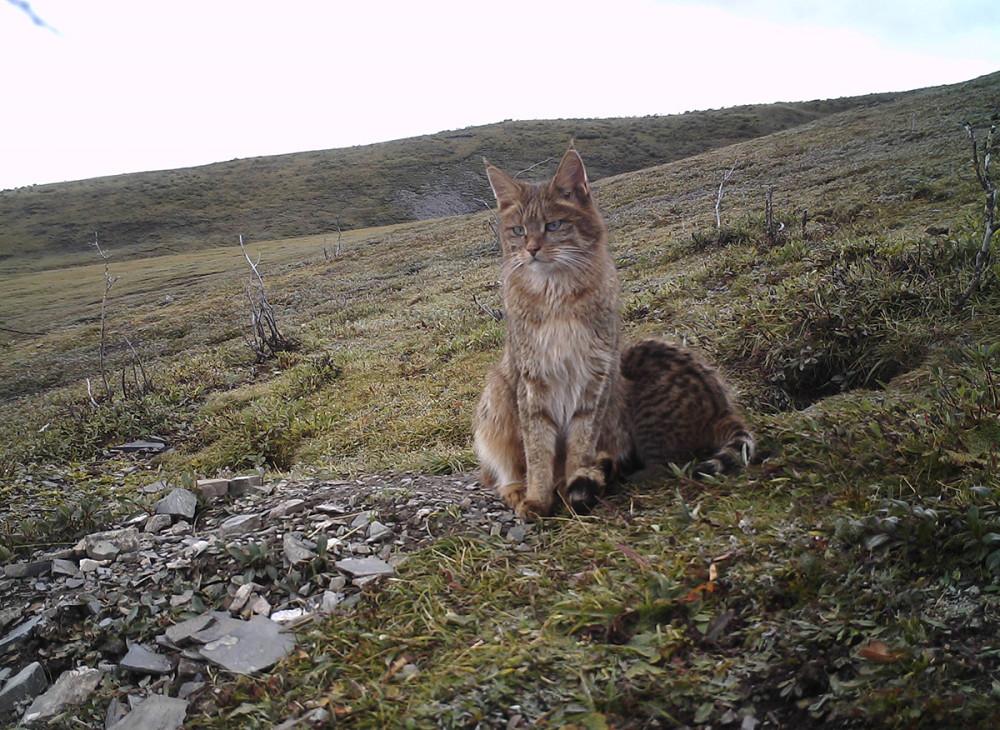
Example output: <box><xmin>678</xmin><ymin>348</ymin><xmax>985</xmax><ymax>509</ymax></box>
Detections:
<box><xmin>550</xmin><ymin>148</ymin><xmax>590</xmax><ymax>201</ymax></box>
<box><xmin>484</xmin><ymin>159</ymin><xmax>521</xmax><ymax>208</ymax></box>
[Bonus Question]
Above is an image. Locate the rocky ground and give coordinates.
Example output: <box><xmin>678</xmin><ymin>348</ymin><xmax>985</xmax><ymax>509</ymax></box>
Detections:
<box><xmin>0</xmin><ymin>471</ymin><xmax>525</xmax><ymax>728</ymax></box>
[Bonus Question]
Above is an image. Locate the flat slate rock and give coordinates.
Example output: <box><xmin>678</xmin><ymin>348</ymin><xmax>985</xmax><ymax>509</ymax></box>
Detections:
<box><xmin>111</xmin><ymin>440</ymin><xmax>167</xmax><ymax>453</ymax></box>
<box><xmin>2</xmin><ymin>560</ymin><xmax>51</xmax><ymax>579</ymax></box>
<box><xmin>334</xmin><ymin>557</ymin><xmax>395</xmax><ymax>578</ymax></box>
<box><xmin>197</xmin><ymin>616</ymin><xmax>294</xmax><ymax>675</ymax></box>
<box><xmin>0</xmin><ymin>615</ymin><xmax>43</xmax><ymax>653</ymax></box>
<box><xmin>0</xmin><ymin>661</ymin><xmax>47</xmax><ymax>721</ymax></box>
<box><xmin>22</xmin><ymin>667</ymin><xmax>102</xmax><ymax>725</ymax></box>
<box><xmin>155</xmin><ymin>489</ymin><xmax>197</xmax><ymax>519</ymax></box>
<box><xmin>282</xmin><ymin>534</ymin><xmax>316</xmax><ymax>565</ymax></box>
<box><xmin>120</xmin><ymin>643</ymin><xmax>172</xmax><ymax>675</ymax></box>
<box><xmin>83</xmin><ymin>527</ymin><xmax>140</xmax><ymax>556</ymax></box>
<box><xmin>217</xmin><ymin>513</ymin><xmax>263</xmax><ymax>536</ymax></box>
<box><xmin>196</xmin><ymin>478</ymin><xmax>230</xmax><ymax>501</ymax></box>
<box><xmin>108</xmin><ymin>695</ymin><xmax>188</xmax><ymax>730</ymax></box>
<box><xmin>163</xmin><ymin>611</ymin><xmax>229</xmax><ymax>645</ymax></box>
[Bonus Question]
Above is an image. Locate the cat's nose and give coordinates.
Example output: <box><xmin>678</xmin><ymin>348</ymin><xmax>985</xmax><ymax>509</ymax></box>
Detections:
<box><xmin>526</xmin><ymin>238</ymin><xmax>542</xmax><ymax>256</ymax></box>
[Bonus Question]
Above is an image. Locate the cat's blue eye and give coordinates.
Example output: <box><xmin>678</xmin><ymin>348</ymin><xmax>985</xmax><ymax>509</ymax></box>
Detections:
<box><xmin>545</xmin><ymin>220</ymin><xmax>563</xmax><ymax>232</ymax></box>
<box><xmin>511</xmin><ymin>225</ymin><xmax>526</xmax><ymax>236</ymax></box>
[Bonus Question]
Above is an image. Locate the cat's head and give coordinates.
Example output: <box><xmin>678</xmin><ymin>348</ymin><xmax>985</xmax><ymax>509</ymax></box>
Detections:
<box><xmin>484</xmin><ymin>148</ymin><xmax>606</xmax><ymax>275</ymax></box>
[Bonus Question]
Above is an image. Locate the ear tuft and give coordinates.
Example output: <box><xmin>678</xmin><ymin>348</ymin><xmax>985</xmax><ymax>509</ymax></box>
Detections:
<box><xmin>551</xmin><ymin>148</ymin><xmax>589</xmax><ymax>200</ymax></box>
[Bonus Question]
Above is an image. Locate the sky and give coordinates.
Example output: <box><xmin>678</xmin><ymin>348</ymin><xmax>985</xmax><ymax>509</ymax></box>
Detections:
<box><xmin>1</xmin><ymin>0</ymin><xmax>998</xmax><ymax>190</ymax></box>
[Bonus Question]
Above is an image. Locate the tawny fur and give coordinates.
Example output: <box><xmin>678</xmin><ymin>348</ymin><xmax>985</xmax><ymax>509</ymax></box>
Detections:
<box><xmin>473</xmin><ymin>149</ymin><xmax>753</xmax><ymax>519</ymax></box>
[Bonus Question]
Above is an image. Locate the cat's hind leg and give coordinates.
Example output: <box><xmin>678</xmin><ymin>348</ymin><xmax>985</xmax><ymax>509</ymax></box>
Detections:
<box><xmin>473</xmin><ymin>368</ymin><xmax>527</xmax><ymax>511</ymax></box>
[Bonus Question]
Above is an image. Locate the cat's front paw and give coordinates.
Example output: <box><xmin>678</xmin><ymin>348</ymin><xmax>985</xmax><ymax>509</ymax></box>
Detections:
<box><xmin>497</xmin><ymin>482</ymin><xmax>526</xmax><ymax>511</ymax></box>
<box><xmin>566</xmin><ymin>466</ymin><xmax>606</xmax><ymax>514</ymax></box>
<box><xmin>515</xmin><ymin>498</ymin><xmax>553</xmax><ymax>521</ymax></box>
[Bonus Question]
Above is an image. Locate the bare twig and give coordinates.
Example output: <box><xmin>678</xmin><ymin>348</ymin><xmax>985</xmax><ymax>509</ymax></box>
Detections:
<box><xmin>514</xmin><ymin>156</ymin><xmax>555</xmax><ymax>179</ymax></box>
<box><xmin>0</xmin><ymin>322</ymin><xmax>43</xmax><ymax>335</ymax></box>
<box><xmin>468</xmin><ymin>195</ymin><xmax>501</xmax><ymax>253</ymax></box>
<box><xmin>715</xmin><ymin>162</ymin><xmax>738</xmax><ymax>231</ymax></box>
<box><xmin>86</xmin><ymin>378</ymin><xmax>98</xmax><ymax>409</ymax></box>
<box><xmin>123</xmin><ymin>335</ymin><xmax>152</xmax><ymax>394</ymax></box>
<box><xmin>473</xmin><ymin>294</ymin><xmax>504</xmax><ymax>321</ymax></box>
<box><xmin>238</xmin><ymin>234</ymin><xmax>294</xmax><ymax>361</ymax></box>
<box><xmin>335</xmin><ymin>218</ymin><xmax>343</xmax><ymax>257</ymax></box>
<box><xmin>956</xmin><ymin>122</ymin><xmax>998</xmax><ymax>309</ymax></box>
<box><xmin>93</xmin><ymin>232</ymin><xmax>118</xmax><ymax>400</ymax></box>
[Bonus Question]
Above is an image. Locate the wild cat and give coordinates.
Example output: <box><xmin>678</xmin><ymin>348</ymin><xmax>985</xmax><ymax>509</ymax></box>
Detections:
<box><xmin>473</xmin><ymin>148</ymin><xmax>753</xmax><ymax>519</ymax></box>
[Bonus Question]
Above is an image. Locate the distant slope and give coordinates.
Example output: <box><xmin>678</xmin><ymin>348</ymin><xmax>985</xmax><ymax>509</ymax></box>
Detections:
<box><xmin>0</xmin><ymin>94</ymin><xmax>897</xmax><ymax>273</ymax></box>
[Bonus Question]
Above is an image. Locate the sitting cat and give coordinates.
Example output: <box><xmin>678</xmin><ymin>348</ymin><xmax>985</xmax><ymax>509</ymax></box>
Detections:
<box><xmin>473</xmin><ymin>148</ymin><xmax>753</xmax><ymax>519</ymax></box>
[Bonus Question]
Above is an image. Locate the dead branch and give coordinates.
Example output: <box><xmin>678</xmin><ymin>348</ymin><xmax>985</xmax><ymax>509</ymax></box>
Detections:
<box><xmin>473</xmin><ymin>293</ymin><xmax>504</xmax><ymax>321</ymax></box>
<box><xmin>715</xmin><ymin>162</ymin><xmax>738</xmax><ymax>231</ymax></box>
<box><xmin>93</xmin><ymin>232</ymin><xmax>118</xmax><ymax>400</ymax></box>
<box><xmin>335</xmin><ymin>218</ymin><xmax>343</xmax><ymax>257</ymax></box>
<box><xmin>123</xmin><ymin>335</ymin><xmax>152</xmax><ymax>395</ymax></box>
<box><xmin>238</xmin><ymin>234</ymin><xmax>294</xmax><ymax>361</ymax></box>
<box><xmin>468</xmin><ymin>195</ymin><xmax>501</xmax><ymax>253</ymax></box>
<box><xmin>0</xmin><ymin>322</ymin><xmax>44</xmax><ymax>336</ymax></box>
<box><xmin>956</xmin><ymin>122</ymin><xmax>998</xmax><ymax>309</ymax></box>
<box><xmin>514</xmin><ymin>156</ymin><xmax>555</xmax><ymax>179</ymax></box>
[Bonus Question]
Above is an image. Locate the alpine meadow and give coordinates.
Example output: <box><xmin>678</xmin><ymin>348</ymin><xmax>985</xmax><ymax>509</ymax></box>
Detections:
<box><xmin>1</xmin><ymin>71</ymin><xmax>999</xmax><ymax>728</ymax></box>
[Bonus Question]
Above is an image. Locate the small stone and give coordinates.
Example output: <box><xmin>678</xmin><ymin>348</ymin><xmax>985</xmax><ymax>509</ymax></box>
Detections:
<box><xmin>124</xmin><ymin>512</ymin><xmax>149</xmax><ymax>527</ymax></box>
<box><xmin>270</xmin><ymin>608</ymin><xmax>307</xmax><ymax>623</ymax></box>
<box><xmin>0</xmin><ymin>662</ymin><xmax>47</xmax><ymax>722</ymax></box>
<box><xmin>167</xmin><ymin>520</ymin><xmax>192</xmax><ymax>536</ymax></box>
<box><xmin>111</xmin><ymin>439</ymin><xmax>166</xmax><ymax>453</ymax></box>
<box><xmin>144</xmin><ymin>514</ymin><xmax>172</xmax><ymax>534</ymax></box>
<box><xmin>327</xmin><ymin>575</ymin><xmax>347</xmax><ymax>591</ymax></box>
<box><xmin>320</xmin><ymin>591</ymin><xmax>344</xmax><ymax>613</ymax></box>
<box><xmin>334</xmin><ymin>557</ymin><xmax>394</xmax><ymax>578</ymax></box>
<box><xmin>366</xmin><ymin>521</ymin><xmax>392</xmax><ymax>543</ymax></box>
<box><xmin>107</xmin><ymin>695</ymin><xmax>188</xmax><ymax>730</ymax></box>
<box><xmin>506</xmin><ymin>524</ymin><xmax>527</xmax><ymax>542</ymax></box>
<box><xmin>269</xmin><ymin>499</ymin><xmax>306</xmax><ymax>520</ymax></box>
<box><xmin>0</xmin><ymin>606</ymin><xmax>20</xmax><ymax>630</ymax></box>
<box><xmin>228</xmin><ymin>474</ymin><xmax>263</xmax><ymax>496</ymax></box>
<box><xmin>315</xmin><ymin>502</ymin><xmax>347</xmax><ymax>515</ymax></box>
<box><xmin>87</xmin><ymin>540</ymin><xmax>120</xmax><ymax>561</ymax></box>
<box><xmin>50</xmin><ymin>558</ymin><xmax>79</xmax><ymax>577</ymax></box>
<box><xmin>80</xmin><ymin>558</ymin><xmax>108</xmax><ymax>573</ymax></box>
<box><xmin>65</xmin><ymin>577</ymin><xmax>85</xmax><ymax>589</ymax></box>
<box><xmin>282</xmin><ymin>534</ymin><xmax>316</xmax><ymax>565</ymax></box>
<box><xmin>3</xmin><ymin>560</ymin><xmax>51</xmax><ymax>579</ymax></box>
<box><xmin>229</xmin><ymin>582</ymin><xmax>259</xmax><ymax>613</ymax></box>
<box><xmin>350</xmin><ymin>511</ymin><xmax>372</xmax><ymax>529</ymax></box>
<box><xmin>105</xmin><ymin>696</ymin><xmax>127</xmax><ymax>728</ymax></box>
<box><xmin>170</xmin><ymin>590</ymin><xmax>194</xmax><ymax>608</ymax></box>
<box><xmin>120</xmin><ymin>644</ymin><xmax>173</xmax><ymax>675</ymax></box>
<box><xmin>164</xmin><ymin>613</ymin><xmax>226</xmax><ymax>645</ymax></box>
<box><xmin>217</xmin><ymin>513</ymin><xmax>263</xmax><ymax>537</ymax></box>
<box><xmin>176</xmin><ymin>657</ymin><xmax>205</xmax><ymax>678</ymax></box>
<box><xmin>22</xmin><ymin>667</ymin><xmax>102</xmax><ymax>725</ymax></box>
<box><xmin>141</xmin><ymin>480</ymin><xmax>168</xmax><ymax>494</ymax></box>
<box><xmin>196</xmin><ymin>478</ymin><xmax>230</xmax><ymax>501</ymax></box>
<box><xmin>178</xmin><ymin>681</ymin><xmax>204</xmax><ymax>699</ymax></box>
<box><xmin>155</xmin><ymin>489</ymin><xmax>197</xmax><ymax>519</ymax></box>
<box><xmin>0</xmin><ymin>615</ymin><xmax>43</xmax><ymax>653</ymax></box>
<box><xmin>249</xmin><ymin>595</ymin><xmax>272</xmax><ymax>616</ymax></box>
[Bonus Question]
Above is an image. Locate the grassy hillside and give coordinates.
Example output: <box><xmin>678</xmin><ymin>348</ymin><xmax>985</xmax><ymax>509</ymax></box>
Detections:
<box><xmin>2</xmin><ymin>70</ymin><xmax>1000</xmax><ymax>727</ymax></box>
<box><xmin>0</xmin><ymin>94</ymin><xmax>897</xmax><ymax>275</ymax></box>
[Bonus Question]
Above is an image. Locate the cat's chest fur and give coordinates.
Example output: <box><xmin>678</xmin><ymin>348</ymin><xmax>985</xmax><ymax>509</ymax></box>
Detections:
<box><xmin>519</xmin><ymin>313</ymin><xmax>610</xmax><ymax>426</ymax></box>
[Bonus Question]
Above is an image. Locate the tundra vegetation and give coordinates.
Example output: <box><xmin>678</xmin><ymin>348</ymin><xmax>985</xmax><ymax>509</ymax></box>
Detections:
<box><xmin>1</xmin><ymin>73</ymin><xmax>998</xmax><ymax>727</ymax></box>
